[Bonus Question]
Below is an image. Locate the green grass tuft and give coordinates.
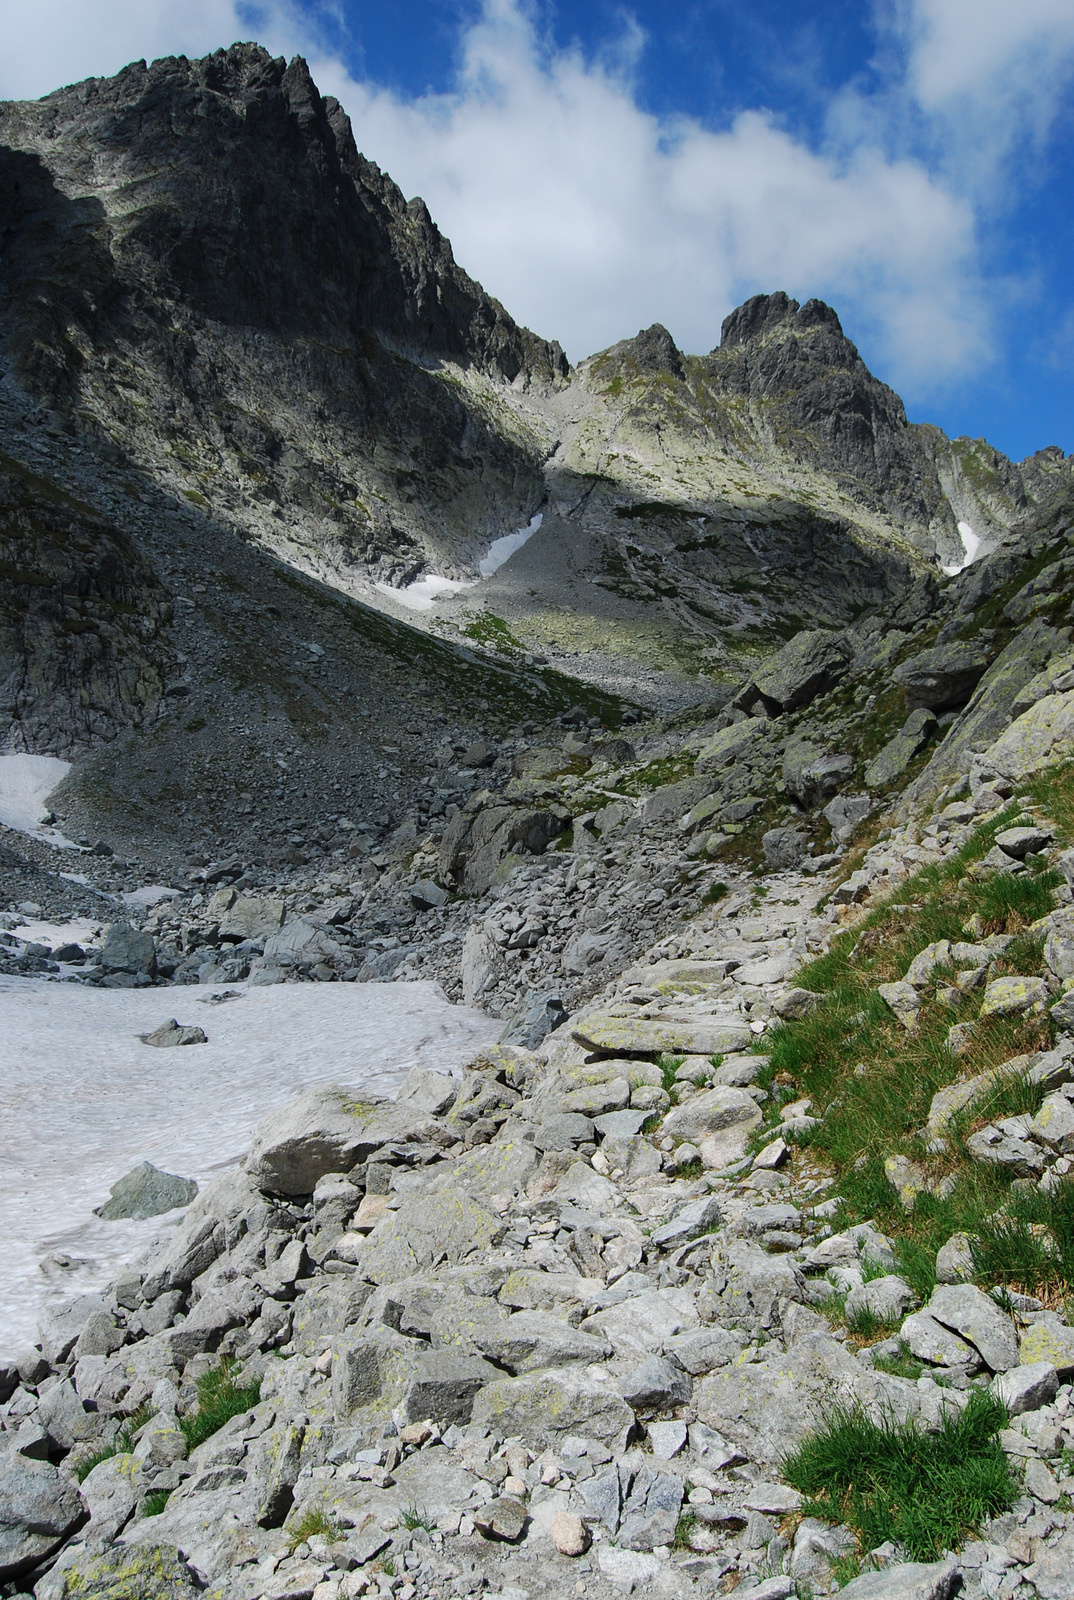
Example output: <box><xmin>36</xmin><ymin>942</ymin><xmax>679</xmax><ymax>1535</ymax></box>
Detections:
<box><xmin>400</xmin><ymin>1503</ymin><xmax>437</xmax><ymax>1532</ymax></box>
<box><xmin>141</xmin><ymin>1488</ymin><xmax>172</xmax><ymax>1517</ymax></box>
<box><xmin>179</xmin><ymin>1358</ymin><xmax>261</xmax><ymax>1452</ymax></box>
<box><xmin>287</xmin><ymin>1508</ymin><xmax>343</xmax><ymax>1548</ymax></box>
<box><xmin>782</xmin><ymin>1391</ymin><xmax>1018</xmax><ymax>1560</ymax></box>
<box><xmin>72</xmin><ymin>1402</ymin><xmax>156</xmax><ymax>1482</ymax></box>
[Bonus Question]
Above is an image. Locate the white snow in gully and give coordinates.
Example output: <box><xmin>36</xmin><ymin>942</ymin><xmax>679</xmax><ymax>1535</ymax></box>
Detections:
<box><xmin>376</xmin><ymin>512</ymin><xmax>544</xmax><ymax>610</ymax></box>
<box><xmin>0</xmin><ymin>752</ymin><xmax>80</xmax><ymax>848</ymax></box>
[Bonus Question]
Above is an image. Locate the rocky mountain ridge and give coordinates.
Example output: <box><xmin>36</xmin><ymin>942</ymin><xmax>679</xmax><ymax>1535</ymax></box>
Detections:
<box><xmin>2</xmin><ymin>44</ymin><xmax>1071</xmax><ymax>724</ymax></box>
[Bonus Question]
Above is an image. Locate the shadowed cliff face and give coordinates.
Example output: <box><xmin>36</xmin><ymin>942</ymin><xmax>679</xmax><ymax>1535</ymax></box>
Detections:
<box><xmin>1</xmin><ymin>46</ymin><xmax>1070</xmax><ymax>738</ymax></box>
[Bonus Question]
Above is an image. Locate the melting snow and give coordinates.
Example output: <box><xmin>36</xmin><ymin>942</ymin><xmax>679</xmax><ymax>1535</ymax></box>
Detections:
<box><xmin>0</xmin><ymin>753</ymin><xmax>80</xmax><ymax>848</ymax></box>
<box><xmin>376</xmin><ymin>573</ymin><xmax>475</xmax><ymax>612</ymax></box>
<box><xmin>122</xmin><ymin>885</ymin><xmax>181</xmax><ymax>910</ymax></box>
<box><xmin>0</xmin><ymin>978</ymin><xmax>499</xmax><ymax>1355</ymax></box>
<box><xmin>479</xmin><ymin>512</ymin><xmax>543</xmax><ymax>577</ymax></box>
<box><xmin>942</xmin><ymin>520</ymin><xmax>982</xmax><ymax>577</ymax></box>
<box><xmin>376</xmin><ymin>513</ymin><xmax>545</xmax><ymax>611</ymax></box>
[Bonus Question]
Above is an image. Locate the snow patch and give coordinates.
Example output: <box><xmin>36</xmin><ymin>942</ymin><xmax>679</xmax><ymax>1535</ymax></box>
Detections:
<box><xmin>942</xmin><ymin>520</ymin><xmax>982</xmax><ymax>576</ymax></box>
<box><xmin>479</xmin><ymin>512</ymin><xmax>543</xmax><ymax>577</ymax></box>
<box><xmin>375</xmin><ymin>513</ymin><xmax>544</xmax><ymax>610</ymax></box>
<box><xmin>0</xmin><ymin>978</ymin><xmax>500</xmax><ymax>1356</ymax></box>
<box><xmin>0</xmin><ymin>753</ymin><xmax>79</xmax><ymax>848</ymax></box>
<box><xmin>376</xmin><ymin>573</ymin><xmax>475</xmax><ymax>612</ymax></box>
<box><xmin>122</xmin><ymin>885</ymin><xmax>180</xmax><ymax>910</ymax></box>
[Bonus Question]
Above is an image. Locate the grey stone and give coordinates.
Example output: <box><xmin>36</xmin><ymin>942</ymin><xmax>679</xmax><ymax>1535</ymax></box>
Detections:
<box><xmin>823</xmin><ymin>792</ymin><xmax>874</xmax><ymax>842</ymax></box>
<box><xmin>593</xmin><ymin>1110</ymin><xmax>650</xmax><ymax>1138</ymax></box>
<box><xmin>243</xmin><ymin>1083</ymin><xmax>445</xmax><ymax>1194</ymax></box>
<box><xmin>990</xmin><ymin>1361</ymin><xmax>1059</xmax><ymax>1416</ymax></box>
<box><xmin>616</xmin><ymin>1463</ymin><xmax>684</xmax><ymax>1550</ymax></box>
<box><xmin>647</xmin><ymin>1419</ymin><xmax>687</xmax><ymax>1458</ymax></box>
<box><xmin>1044</xmin><ymin>910</ymin><xmax>1074</xmax><ymax>982</ymax></box>
<box><xmin>472</xmin><ymin>1494</ymin><xmax>528</xmax><ymax>1542</ymax></box>
<box><xmin>438</xmin><ymin>803</ymin><xmax>567</xmax><ymax>895</ymax></box>
<box><xmin>1028</xmin><ymin>1091</ymin><xmax>1074</xmax><ymax>1152</ymax></box>
<box><xmin>262</xmin><ymin>916</ymin><xmax>346</xmax><ymax>971</ymax></box>
<box><xmin>783</xmin><ymin>743</ymin><xmax>854</xmax><ymax>808</ymax></box>
<box><xmin>762</xmin><ymin>826</ymin><xmax>807</xmax><ymax>869</ymax></box>
<box><xmin>38</xmin><ymin>1293</ymin><xmax>112</xmax><ymax>1365</ymax></box>
<box><xmin>844</xmin><ymin>1275</ymin><xmax>915</xmax><ymax>1323</ymax></box>
<box><xmin>77</xmin><ymin>1453</ymin><xmax>141</xmax><ymax>1542</ymax></box>
<box><xmin>139</xmin><ymin>1019</ymin><xmax>208</xmax><ymax>1047</ymax></box>
<box><xmin>900</xmin><ymin>1310</ymin><xmax>977</xmax><ymax>1368</ymax></box>
<box><xmin>894</xmin><ymin>642</ymin><xmax>991</xmax><ymax>710</ymax></box>
<box><xmin>865</xmin><ymin>709</ymin><xmax>937</xmax><ymax>787</ymax></box>
<box><xmin>772</xmin><ymin>988</ymin><xmax>820</xmax><ymax>1020</ymax></box>
<box><xmin>99</xmin><ymin>922</ymin><xmax>156</xmax><ymax>976</ymax></box>
<box><xmin>218</xmin><ymin>893</ymin><xmax>285</xmax><ymax>941</ymax></box>
<box><xmin>1024</xmin><ymin>1527</ymin><xmax>1074</xmax><ymax>1597</ymax></box>
<box><xmin>32</xmin><ymin>1542</ymin><xmax>201</xmax><ymax>1600</ymax></box>
<box><xmin>619</xmin><ymin>1354</ymin><xmax>691</xmax><ymax>1410</ymax></box>
<box><xmin>966</xmin><ymin>1118</ymin><xmax>1047</xmax><ymax>1175</ymax></box>
<box><xmin>409</xmin><ymin>877</ymin><xmax>448</xmax><ymax>910</ymax></box>
<box><xmin>471</xmin><ymin>1311</ymin><xmax>611</xmax><ymax>1374</ymax></box>
<box><xmin>695</xmin><ymin>717</ymin><xmax>768</xmax><ymax>772</ymax></box>
<box><xmin>997</xmin><ymin>823</ymin><xmax>1053</xmax><ymax>858</ymax></box>
<box><xmin>649</xmin><ymin>1195</ymin><xmax>721</xmax><ymax>1248</ymax></box>
<box><xmin>579</xmin><ymin>1466</ymin><xmax>622</xmax><ymax>1530</ymax></box>
<box><xmin>499</xmin><ymin>992</ymin><xmax>567</xmax><ymax>1049</ymax></box>
<box><xmin>354</xmin><ymin>1187</ymin><xmax>508</xmax><ymax>1283</ymax></box>
<box><xmin>533</xmin><ymin>1113</ymin><xmax>597</xmax><ymax>1151</ymax></box>
<box><xmin>747</xmin><ymin>629</ymin><xmax>852</xmax><ymax>714</ymax></box>
<box><xmin>661</xmin><ymin>1085</ymin><xmax>762</xmax><ymax>1147</ymax></box>
<box><xmin>837</xmin><ymin>1560</ymin><xmax>961</xmax><ymax>1599</ymax></box>
<box><xmin>710</xmin><ymin>1238</ymin><xmax>810</xmax><ymax>1336</ymax></box>
<box><xmin>95</xmin><ymin>1162</ymin><xmax>198</xmax><ymax>1220</ymax></box>
<box><xmin>582</xmin><ymin>1287</ymin><xmax>699</xmax><ymax>1363</ymax></box>
<box><xmin>664</xmin><ymin>1326</ymin><xmax>743</xmax><ymax>1375</ymax></box>
<box><xmin>37</xmin><ymin>1379</ymin><xmax>95</xmax><ymax>1450</ymax></box>
<box><xmin>0</xmin><ymin>1452</ymin><xmax>84</xmax><ymax>1582</ymax></box>
<box><xmin>1019</xmin><ymin>1319</ymin><xmax>1074</xmax><ymax>1375</ymax></box>
<box><xmin>471</xmin><ymin>1366</ymin><xmax>634</xmax><ymax>1451</ymax></box>
<box><xmin>560</xmin><ymin>1077</ymin><xmax>630</xmax><ymax>1116</ymax></box>
<box><xmin>935</xmin><ymin>1232</ymin><xmax>974</xmax><ymax>1284</ymax></box>
<box><xmin>600</xmin><ymin>1132</ymin><xmax>661</xmax><ymax>1180</ymax></box>
<box><xmin>394</xmin><ymin>1065</ymin><xmax>458</xmax><ymax>1116</ymax></box>
<box><xmin>572</xmin><ymin>1012</ymin><xmax>753</xmax><ymax>1056</ymax></box>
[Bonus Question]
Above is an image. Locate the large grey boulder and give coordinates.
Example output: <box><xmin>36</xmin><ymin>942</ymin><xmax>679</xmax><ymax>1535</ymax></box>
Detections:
<box><xmin>351</xmin><ymin>1187</ymin><xmax>507</xmax><ymax>1283</ymax></box>
<box><xmin>0</xmin><ymin>1449</ymin><xmax>84</xmax><ymax>1581</ymax></box>
<box><xmin>95</xmin><ymin>1161</ymin><xmax>198</xmax><ymax>1220</ymax></box>
<box><xmin>894</xmin><ymin>642</ymin><xmax>991</xmax><ymax>710</ymax></box>
<box><xmin>746</xmin><ymin>630</ymin><xmax>852</xmax><ymax>713</ymax></box>
<box><xmin>695</xmin><ymin>1331</ymin><xmax>913</xmax><ymax>1465</ymax></box>
<box><xmin>823</xmin><ymin>792</ymin><xmax>874</xmax><ymax>841</ymax></box>
<box><xmin>33</xmin><ymin>1541</ymin><xmax>201</xmax><ymax>1600</ymax></box>
<box><xmin>762</xmin><ymin>825</ymin><xmax>807</xmax><ymax>869</ymax></box>
<box><xmin>262</xmin><ymin>917</ymin><xmax>343</xmax><ymax>971</ymax></box>
<box><xmin>661</xmin><ymin>1085</ymin><xmax>762</xmax><ymax>1148</ymax></box>
<box><xmin>782</xmin><ymin>743</ymin><xmax>854</xmax><ymax>808</ymax></box>
<box><xmin>498</xmin><ymin>992</ymin><xmax>567</xmax><ymax>1049</ymax></box>
<box><xmin>984</xmin><ymin>690</ymin><xmax>1074</xmax><ymax>782</ymax></box>
<box><xmin>217</xmin><ymin>892</ymin><xmax>285</xmax><ymax>942</ymax></box>
<box><xmin>926</xmin><ymin>1283</ymin><xmax>1018</xmax><ymax>1371</ymax></box>
<box><xmin>695</xmin><ymin>717</ymin><xmax>767</xmax><ymax>773</ymax></box>
<box><xmin>572</xmin><ymin>1011</ymin><xmax>752</xmax><ymax>1056</ymax></box>
<box><xmin>616</xmin><ymin>1463</ymin><xmax>684</xmax><ymax>1550</ymax></box>
<box><xmin>471</xmin><ymin>1366</ymin><xmax>634</xmax><ymax>1451</ymax></box>
<box><xmin>244</xmin><ymin>1084</ymin><xmax>446</xmax><ymax>1194</ymax></box>
<box><xmin>865</xmin><ymin>708</ymin><xmax>937</xmax><ymax>787</ymax></box>
<box><xmin>98</xmin><ymin>921</ymin><xmax>156</xmax><ymax>976</ymax></box>
<box><xmin>438</xmin><ymin>803</ymin><xmax>568</xmax><ymax>895</ymax></box>
<box><xmin>471</xmin><ymin>1311</ymin><xmax>611</xmax><ymax>1374</ymax></box>
<box><xmin>837</xmin><ymin>1561</ymin><xmax>961</xmax><ymax>1600</ymax></box>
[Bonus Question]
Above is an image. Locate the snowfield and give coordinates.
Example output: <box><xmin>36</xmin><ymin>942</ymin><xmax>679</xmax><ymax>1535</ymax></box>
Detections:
<box><xmin>0</xmin><ymin>752</ymin><xmax>79</xmax><ymax>847</ymax></box>
<box><xmin>0</xmin><ymin>978</ymin><xmax>500</xmax><ymax>1355</ymax></box>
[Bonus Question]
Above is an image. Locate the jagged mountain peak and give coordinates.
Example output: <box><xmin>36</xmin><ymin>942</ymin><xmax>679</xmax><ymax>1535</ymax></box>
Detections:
<box><xmin>718</xmin><ymin>290</ymin><xmax>844</xmax><ymax>351</ymax></box>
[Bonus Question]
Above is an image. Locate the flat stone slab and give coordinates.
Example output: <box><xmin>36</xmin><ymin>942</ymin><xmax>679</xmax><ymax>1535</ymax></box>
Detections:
<box><xmin>573</xmin><ymin>1012</ymin><xmax>753</xmax><ymax>1057</ymax></box>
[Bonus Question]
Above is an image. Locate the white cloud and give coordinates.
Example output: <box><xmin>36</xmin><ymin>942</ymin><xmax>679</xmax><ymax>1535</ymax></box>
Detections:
<box><xmin>0</xmin><ymin>0</ymin><xmax>1072</xmax><ymax>398</ymax></box>
<box><xmin>310</xmin><ymin>1</ymin><xmax>986</xmax><ymax>384</ymax></box>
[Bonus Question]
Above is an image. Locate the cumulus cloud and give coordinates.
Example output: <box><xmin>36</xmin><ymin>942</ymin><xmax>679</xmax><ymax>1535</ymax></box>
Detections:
<box><xmin>0</xmin><ymin>0</ymin><xmax>1071</xmax><ymax>397</ymax></box>
<box><xmin>310</xmin><ymin>1</ymin><xmax>986</xmax><ymax>383</ymax></box>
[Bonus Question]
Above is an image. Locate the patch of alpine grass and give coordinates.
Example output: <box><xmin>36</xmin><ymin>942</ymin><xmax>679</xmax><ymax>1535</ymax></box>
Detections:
<box><xmin>72</xmin><ymin>1402</ymin><xmax>156</xmax><ymax>1482</ymax></box>
<box><xmin>179</xmin><ymin>1357</ymin><xmax>261</xmax><ymax>1451</ymax></box>
<box><xmin>782</xmin><ymin>1392</ymin><xmax>1018</xmax><ymax>1560</ymax></box>
<box><xmin>141</xmin><ymin>1489</ymin><xmax>172</xmax><ymax>1517</ymax></box>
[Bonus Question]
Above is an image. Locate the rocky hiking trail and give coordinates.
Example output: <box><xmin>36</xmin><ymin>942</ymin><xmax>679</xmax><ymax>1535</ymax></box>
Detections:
<box><xmin>6</xmin><ymin>725</ymin><xmax>1074</xmax><ymax>1599</ymax></box>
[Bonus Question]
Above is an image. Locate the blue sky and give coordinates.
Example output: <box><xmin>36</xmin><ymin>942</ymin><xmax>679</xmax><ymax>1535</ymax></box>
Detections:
<box><xmin>2</xmin><ymin>0</ymin><xmax>1073</xmax><ymax>462</ymax></box>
